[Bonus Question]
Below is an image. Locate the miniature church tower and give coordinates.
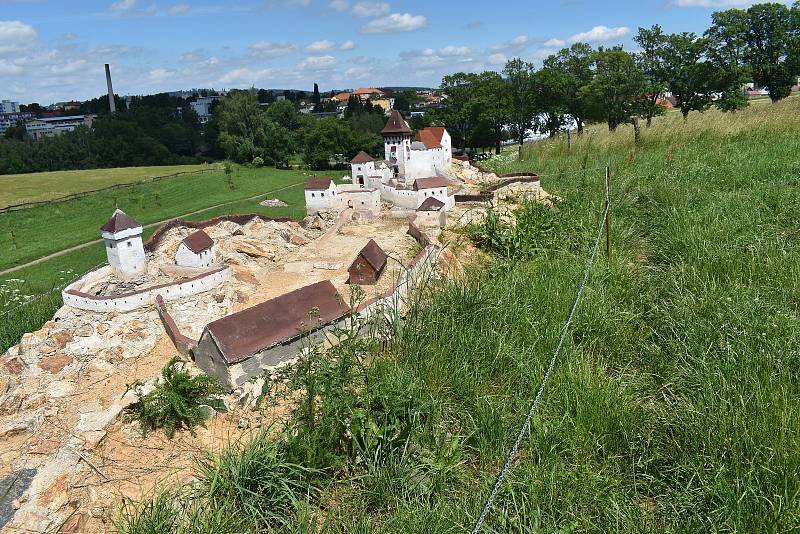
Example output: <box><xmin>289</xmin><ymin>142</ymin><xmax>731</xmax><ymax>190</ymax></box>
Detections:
<box><xmin>381</xmin><ymin>110</ymin><xmax>413</xmax><ymax>180</ymax></box>
<box><xmin>100</xmin><ymin>209</ymin><xmax>146</xmax><ymax>277</ymax></box>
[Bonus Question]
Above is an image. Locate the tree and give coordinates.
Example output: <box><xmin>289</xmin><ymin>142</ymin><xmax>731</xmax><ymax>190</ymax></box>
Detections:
<box><xmin>743</xmin><ymin>2</ymin><xmax>797</xmax><ymax>101</ymax></box>
<box><xmin>3</xmin><ymin>123</ymin><xmax>27</xmax><ymax>140</ymax></box>
<box><xmin>313</xmin><ymin>83</ymin><xmax>321</xmax><ymax>106</ymax></box>
<box><xmin>474</xmin><ymin>71</ymin><xmax>509</xmax><ymax>153</ymax></box>
<box><xmin>439</xmin><ymin>72</ymin><xmax>480</xmax><ymax>154</ymax></box>
<box><xmin>660</xmin><ymin>32</ymin><xmax>716</xmax><ymax>120</ymax></box>
<box><xmin>579</xmin><ymin>47</ymin><xmax>646</xmax><ymax>132</ymax></box>
<box><xmin>541</xmin><ymin>43</ymin><xmax>595</xmax><ymax>133</ymax></box>
<box><xmin>503</xmin><ymin>59</ymin><xmax>539</xmax><ymax>150</ymax></box>
<box><xmin>216</xmin><ymin>90</ymin><xmax>269</xmax><ymax>163</ymax></box>
<box><xmin>705</xmin><ymin>9</ymin><xmax>751</xmax><ymax>111</ymax></box>
<box><xmin>634</xmin><ymin>26</ymin><xmax>670</xmax><ymax>125</ymax></box>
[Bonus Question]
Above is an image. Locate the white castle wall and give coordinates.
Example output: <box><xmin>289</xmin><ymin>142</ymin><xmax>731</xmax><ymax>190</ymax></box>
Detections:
<box><xmin>62</xmin><ymin>267</ymin><xmax>231</xmax><ymax>312</ymax></box>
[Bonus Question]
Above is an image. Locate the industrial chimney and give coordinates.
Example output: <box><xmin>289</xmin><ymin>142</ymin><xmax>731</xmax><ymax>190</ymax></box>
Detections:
<box><xmin>105</xmin><ymin>63</ymin><xmax>116</xmax><ymax>113</ymax></box>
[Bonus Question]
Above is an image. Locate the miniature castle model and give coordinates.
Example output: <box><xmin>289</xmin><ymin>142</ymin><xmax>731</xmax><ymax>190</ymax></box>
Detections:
<box><xmin>305</xmin><ymin>112</ymin><xmax>454</xmax><ymax>216</ymax></box>
<box><xmin>348</xmin><ymin>239</ymin><xmax>388</xmax><ymax>285</ymax></box>
<box><xmin>176</xmin><ymin>229</ymin><xmax>215</xmax><ymax>268</ymax></box>
<box><xmin>101</xmin><ymin>209</ymin><xmax>146</xmax><ymax>276</ymax></box>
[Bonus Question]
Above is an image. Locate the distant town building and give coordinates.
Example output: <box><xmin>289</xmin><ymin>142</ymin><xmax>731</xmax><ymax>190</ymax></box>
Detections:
<box><xmin>25</xmin><ymin>115</ymin><xmax>96</xmax><ymax>140</ymax></box>
<box><xmin>100</xmin><ymin>209</ymin><xmax>147</xmax><ymax>277</ymax></box>
<box><xmin>176</xmin><ymin>229</ymin><xmax>215</xmax><ymax>268</ymax></box>
<box><xmin>190</xmin><ymin>96</ymin><xmax>222</xmax><ymax>124</ymax></box>
<box><xmin>348</xmin><ymin>239</ymin><xmax>388</xmax><ymax>285</ymax></box>
<box><xmin>0</xmin><ymin>100</ymin><xmax>19</xmax><ymax>113</ymax></box>
<box><xmin>0</xmin><ymin>111</ymin><xmax>35</xmax><ymax>137</ymax></box>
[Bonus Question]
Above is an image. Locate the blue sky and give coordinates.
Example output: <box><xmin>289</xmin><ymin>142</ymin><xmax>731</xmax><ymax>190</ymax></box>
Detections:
<box><xmin>0</xmin><ymin>0</ymin><xmax>787</xmax><ymax>103</ymax></box>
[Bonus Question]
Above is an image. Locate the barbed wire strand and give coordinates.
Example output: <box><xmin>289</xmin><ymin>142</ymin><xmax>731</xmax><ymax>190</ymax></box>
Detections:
<box><xmin>471</xmin><ymin>166</ymin><xmax>610</xmax><ymax>533</ymax></box>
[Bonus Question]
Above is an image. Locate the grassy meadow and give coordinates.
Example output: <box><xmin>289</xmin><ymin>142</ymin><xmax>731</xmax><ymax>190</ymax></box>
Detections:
<box><xmin>116</xmin><ymin>98</ymin><xmax>799</xmax><ymax>532</ymax></box>
<box><xmin>0</xmin><ymin>163</ymin><xmax>213</xmax><ymax>208</ymax></box>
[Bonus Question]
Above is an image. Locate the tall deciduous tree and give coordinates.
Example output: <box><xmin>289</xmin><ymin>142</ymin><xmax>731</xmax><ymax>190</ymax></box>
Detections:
<box><xmin>743</xmin><ymin>2</ymin><xmax>797</xmax><ymax>102</ymax></box>
<box><xmin>503</xmin><ymin>58</ymin><xmax>539</xmax><ymax>150</ymax></box>
<box><xmin>541</xmin><ymin>43</ymin><xmax>595</xmax><ymax>133</ymax></box>
<box><xmin>705</xmin><ymin>9</ymin><xmax>750</xmax><ymax>111</ymax></box>
<box><xmin>660</xmin><ymin>32</ymin><xmax>715</xmax><ymax>120</ymax></box>
<box><xmin>439</xmin><ymin>72</ymin><xmax>480</xmax><ymax>154</ymax></box>
<box><xmin>634</xmin><ymin>26</ymin><xmax>669</xmax><ymax>126</ymax></box>
<box><xmin>579</xmin><ymin>47</ymin><xmax>646</xmax><ymax>132</ymax></box>
<box><xmin>474</xmin><ymin>71</ymin><xmax>509</xmax><ymax>153</ymax></box>
<box><xmin>216</xmin><ymin>90</ymin><xmax>294</xmax><ymax>165</ymax></box>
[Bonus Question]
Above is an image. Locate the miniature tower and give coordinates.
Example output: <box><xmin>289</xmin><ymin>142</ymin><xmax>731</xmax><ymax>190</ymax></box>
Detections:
<box><xmin>100</xmin><ymin>209</ymin><xmax>146</xmax><ymax>276</ymax></box>
<box><xmin>381</xmin><ymin>110</ymin><xmax>412</xmax><ymax>180</ymax></box>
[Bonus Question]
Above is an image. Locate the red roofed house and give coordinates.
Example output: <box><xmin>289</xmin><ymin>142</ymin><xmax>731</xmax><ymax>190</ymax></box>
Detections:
<box><xmin>100</xmin><ymin>209</ymin><xmax>146</xmax><ymax>277</ymax></box>
<box><xmin>348</xmin><ymin>239</ymin><xmax>388</xmax><ymax>285</ymax></box>
<box><xmin>194</xmin><ymin>280</ymin><xmax>350</xmax><ymax>389</ymax></box>
<box><xmin>176</xmin><ymin>229</ymin><xmax>215</xmax><ymax>269</ymax></box>
<box><xmin>416</xmin><ymin>196</ymin><xmax>446</xmax><ymax>227</ymax></box>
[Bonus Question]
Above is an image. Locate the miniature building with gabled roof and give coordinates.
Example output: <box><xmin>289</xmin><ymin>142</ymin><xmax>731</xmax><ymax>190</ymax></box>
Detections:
<box><xmin>413</xmin><ymin>176</ymin><xmax>450</xmax><ymax>209</ymax></box>
<box><xmin>100</xmin><ymin>209</ymin><xmax>146</xmax><ymax>276</ymax></box>
<box><xmin>351</xmin><ymin>151</ymin><xmax>376</xmax><ymax>186</ymax></box>
<box><xmin>416</xmin><ymin>197</ymin><xmax>446</xmax><ymax>227</ymax></box>
<box><xmin>176</xmin><ymin>229</ymin><xmax>215</xmax><ymax>269</ymax></box>
<box><xmin>304</xmin><ymin>177</ymin><xmax>339</xmax><ymax>214</ymax></box>
<box><xmin>193</xmin><ymin>280</ymin><xmax>350</xmax><ymax>390</ymax></box>
<box><xmin>348</xmin><ymin>239</ymin><xmax>388</xmax><ymax>285</ymax></box>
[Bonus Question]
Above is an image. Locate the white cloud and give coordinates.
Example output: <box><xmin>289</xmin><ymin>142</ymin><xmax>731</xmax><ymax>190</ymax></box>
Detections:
<box><xmin>297</xmin><ymin>55</ymin><xmax>338</xmax><ymax>70</ymax></box>
<box><xmin>269</xmin><ymin>0</ymin><xmax>311</xmax><ymax>7</ymax></box>
<box><xmin>329</xmin><ymin>0</ymin><xmax>349</xmax><ymax>11</ymax></box>
<box><xmin>168</xmin><ymin>3</ymin><xmax>191</xmax><ymax>15</ymax></box>
<box><xmin>360</xmin><ymin>12</ymin><xmax>426</xmax><ymax>33</ymax></box>
<box><xmin>50</xmin><ymin>59</ymin><xmax>88</xmax><ymax>75</ymax></box>
<box><xmin>568</xmin><ymin>25</ymin><xmax>630</xmax><ymax>43</ymax></box>
<box><xmin>510</xmin><ymin>35</ymin><xmax>528</xmax><ymax>46</ymax></box>
<box><xmin>110</xmin><ymin>0</ymin><xmax>136</xmax><ymax>10</ymax></box>
<box><xmin>351</xmin><ymin>1</ymin><xmax>390</xmax><ymax>17</ymax></box>
<box><xmin>340</xmin><ymin>40</ymin><xmax>355</xmax><ymax>50</ymax></box>
<box><xmin>0</xmin><ymin>20</ymin><xmax>38</xmax><ymax>55</ymax></box>
<box><xmin>349</xmin><ymin>55</ymin><xmax>371</xmax><ymax>64</ymax></box>
<box><xmin>438</xmin><ymin>45</ymin><xmax>470</xmax><ymax>56</ymax></box>
<box><xmin>307</xmin><ymin>39</ymin><xmax>336</xmax><ymax>52</ymax></box>
<box><xmin>543</xmin><ymin>38</ymin><xmax>566</xmax><ymax>48</ymax></box>
<box><xmin>0</xmin><ymin>59</ymin><xmax>23</xmax><ymax>75</ymax></box>
<box><xmin>249</xmin><ymin>41</ymin><xmax>298</xmax><ymax>58</ymax></box>
<box><xmin>146</xmin><ymin>68</ymin><xmax>175</xmax><ymax>84</ymax></box>
<box><xmin>218</xmin><ymin>67</ymin><xmax>275</xmax><ymax>84</ymax></box>
<box><xmin>488</xmin><ymin>53</ymin><xmax>508</xmax><ymax>65</ymax></box>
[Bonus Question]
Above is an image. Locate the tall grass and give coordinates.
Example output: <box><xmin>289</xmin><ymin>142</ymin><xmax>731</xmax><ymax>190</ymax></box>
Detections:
<box><xmin>118</xmin><ymin>102</ymin><xmax>800</xmax><ymax>532</ymax></box>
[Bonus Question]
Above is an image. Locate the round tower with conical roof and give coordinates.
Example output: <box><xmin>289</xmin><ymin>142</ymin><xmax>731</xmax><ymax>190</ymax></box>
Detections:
<box><xmin>100</xmin><ymin>209</ymin><xmax>146</xmax><ymax>276</ymax></box>
<box><xmin>381</xmin><ymin>110</ymin><xmax>412</xmax><ymax>180</ymax></box>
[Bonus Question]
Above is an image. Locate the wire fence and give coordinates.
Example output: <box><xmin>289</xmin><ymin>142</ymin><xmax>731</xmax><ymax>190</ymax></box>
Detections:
<box><xmin>471</xmin><ymin>166</ymin><xmax>611</xmax><ymax>533</ymax></box>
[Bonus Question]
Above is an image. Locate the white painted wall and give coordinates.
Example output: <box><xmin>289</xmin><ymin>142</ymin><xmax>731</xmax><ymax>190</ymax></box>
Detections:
<box><xmin>102</xmin><ymin>227</ymin><xmax>146</xmax><ymax>276</ymax></box>
<box><xmin>304</xmin><ymin>181</ymin><xmax>340</xmax><ymax>214</ymax></box>
<box><xmin>175</xmin><ymin>243</ymin><xmax>215</xmax><ymax>268</ymax></box>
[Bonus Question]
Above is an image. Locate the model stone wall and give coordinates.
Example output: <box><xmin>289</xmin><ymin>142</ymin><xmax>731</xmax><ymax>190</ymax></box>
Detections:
<box><xmin>62</xmin><ymin>267</ymin><xmax>231</xmax><ymax>312</ymax></box>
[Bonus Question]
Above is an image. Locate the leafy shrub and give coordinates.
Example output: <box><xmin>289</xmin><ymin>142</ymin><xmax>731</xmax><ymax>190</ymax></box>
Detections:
<box><xmin>126</xmin><ymin>358</ymin><xmax>222</xmax><ymax>438</ymax></box>
<box><xmin>251</xmin><ymin>156</ymin><xmax>264</xmax><ymax>167</ymax></box>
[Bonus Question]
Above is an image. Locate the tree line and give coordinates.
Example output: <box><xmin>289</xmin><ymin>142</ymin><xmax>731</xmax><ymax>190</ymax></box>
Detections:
<box><xmin>432</xmin><ymin>2</ymin><xmax>800</xmax><ymax>153</ymax></box>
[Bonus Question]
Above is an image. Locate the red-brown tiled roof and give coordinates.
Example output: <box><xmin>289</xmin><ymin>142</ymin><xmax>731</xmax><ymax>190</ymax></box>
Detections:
<box><xmin>100</xmin><ymin>209</ymin><xmax>141</xmax><ymax>233</ymax></box>
<box><xmin>417</xmin><ymin>197</ymin><xmax>445</xmax><ymax>211</ymax></box>
<box><xmin>354</xmin><ymin>87</ymin><xmax>385</xmax><ymax>95</ymax></box>
<box><xmin>351</xmin><ymin>151</ymin><xmax>374</xmax><ymax>163</ymax></box>
<box><xmin>205</xmin><ymin>280</ymin><xmax>348</xmax><ymax>364</ymax></box>
<box><xmin>182</xmin><ymin>229</ymin><xmax>214</xmax><ymax>254</ymax></box>
<box><xmin>304</xmin><ymin>178</ymin><xmax>333</xmax><ymax>190</ymax></box>
<box><xmin>353</xmin><ymin>239</ymin><xmax>387</xmax><ymax>272</ymax></box>
<box><xmin>415</xmin><ymin>127</ymin><xmax>446</xmax><ymax>149</ymax></box>
<box><xmin>413</xmin><ymin>176</ymin><xmax>449</xmax><ymax>190</ymax></box>
<box><xmin>381</xmin><ymin>110</ymin><xmax>412</xmax><ymax>136</ymax></box>
<box><xmin>333</xmin><ymin>92</ymin><xmax>352</xmax><ymax>101</ymax></box>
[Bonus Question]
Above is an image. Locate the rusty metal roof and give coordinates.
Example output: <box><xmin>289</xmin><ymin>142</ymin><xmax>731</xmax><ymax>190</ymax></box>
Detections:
<box><xmin>350</xmin><ymin>151</ymin><xmax>374</xmax><ymax>163</ymax></box>
<box><xmin>182</xmin><ymin>229</ymin><xmax>214</xmax><ymax>253</ymax></box>
<box><xmin>413</xmin><ymin>176</ymin><xmax>449</xmax><ymax>190</ymax></box>
<box><xmin>352</xmin><ymin>239</ymin><xmax>387</xmax><ymax>272</ymax></box>
<box><xmin>204</xmin><ymin>280</ymin><xmax>349</xmax><ymax>364</ymax></box>
<box><xmin>100</xmin><ymin>209</ymin><xmax>141</xmax><ymax>233</ymax></box>
<box><xmin>417</xmin><ymin>197</ymin><xmax>445</xmax><ymax>211</ymax></box>
<box><xmin>304</xmin><ymin>178</ymin><xmax>333</xmax><ymax>190</ymax></box>
<box><xmin>381</xmin><ymin>110</ymin><xmax>412</xmax><ymax>136</ymax></box>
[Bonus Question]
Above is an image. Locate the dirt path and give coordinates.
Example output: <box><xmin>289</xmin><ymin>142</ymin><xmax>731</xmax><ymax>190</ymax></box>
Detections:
<box><xmin>0</xmin><ymin>181</ymin><xmax>305</xmax><ymax>278</ymax></box>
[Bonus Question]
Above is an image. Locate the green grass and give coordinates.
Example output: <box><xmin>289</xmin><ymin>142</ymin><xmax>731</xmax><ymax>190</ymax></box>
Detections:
<box><xmin>0</xmin><ymin>165</ymin><xmax>311</xmax><ymax>273</ymax></box>
<box><xmin>0</xmin><ymin>164</ymin><xmax>213</xmax><ymax>208</ymax></box>
<box><xmin>62</xmin><ymin>98</ymin><xmax>800</xmax><ymax>531</ymax></box>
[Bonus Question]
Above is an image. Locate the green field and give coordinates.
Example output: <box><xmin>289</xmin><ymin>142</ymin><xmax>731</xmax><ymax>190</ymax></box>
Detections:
<box><xmin>0</xmin><ymin>165</ymin><xmax>313</xmax><ymax>274</ymax></box>
<box><xmin>115</xmin><ymin>99</ymin><xmax>799</xmax><ymax>532</ymax></box>
<box><xmin>0</xmin><ymin>164</ymin><xmax>216</xmax><ymax>208</ymax></box>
